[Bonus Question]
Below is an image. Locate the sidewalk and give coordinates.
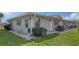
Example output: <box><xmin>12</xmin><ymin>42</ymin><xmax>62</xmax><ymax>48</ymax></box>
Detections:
<box><xmin>9</xmin><ymin>28</ymin><xmax>76</xmax><ymax>40</ymax></box>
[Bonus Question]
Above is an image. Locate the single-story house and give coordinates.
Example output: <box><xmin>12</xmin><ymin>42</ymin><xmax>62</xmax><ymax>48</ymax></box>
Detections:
<box><xmin>8</xmin><ymin>12</ymin><xmax>76</xmax><ymax>35</ymax></box>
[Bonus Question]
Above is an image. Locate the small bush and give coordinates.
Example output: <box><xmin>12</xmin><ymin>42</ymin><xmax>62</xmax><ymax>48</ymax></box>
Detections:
<box><xmin>4</xmin><ymin>24</ymin><xmax>11</xmax><ymax>30</ymax></box>
<box><xmin>32</xmin><ymin>27</ymin><xmax>47</xmax><ymax>36</ymax></box>
<box><xmin>56</xmin><ymin>25</ymin><xmax>64</xmax><ymax>31</ymax></box>
<box><xmin>74</xmin><ymin>25</ymin><xmax>77</xmax><ymax>28</ymax></box>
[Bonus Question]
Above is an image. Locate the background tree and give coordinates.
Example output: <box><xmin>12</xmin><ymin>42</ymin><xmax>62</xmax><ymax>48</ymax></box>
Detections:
<box><xmin>0</xmin><ymin>13</ymin><xmax>4</xmax><ymax>23</ymax></box>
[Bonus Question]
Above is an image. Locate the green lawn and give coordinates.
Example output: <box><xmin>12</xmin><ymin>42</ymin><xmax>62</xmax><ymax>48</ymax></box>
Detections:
<box><xmin>0</xmin><ymin>29</ymin><xmax>79</xmax><ymax>46</ymax></box>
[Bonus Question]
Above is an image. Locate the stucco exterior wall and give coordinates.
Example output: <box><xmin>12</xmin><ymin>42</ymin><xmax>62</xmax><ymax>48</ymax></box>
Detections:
<box><xmin>11</xmin><ymin>15</ymin><xmax>56</xmax><ymax>35</ymax></box>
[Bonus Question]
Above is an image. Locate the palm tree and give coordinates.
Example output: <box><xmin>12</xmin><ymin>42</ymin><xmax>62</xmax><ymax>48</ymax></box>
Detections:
<box><xmin>0</xmin><ymin>13</ymin><xmax>4</xmax><ymax>23</ymax></box>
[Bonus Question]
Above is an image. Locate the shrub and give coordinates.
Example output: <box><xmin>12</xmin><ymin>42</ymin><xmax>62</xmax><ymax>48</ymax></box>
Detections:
<box><xmin>32</xmin><ymin>27</ymin><xmax>47</xmax><ymax>36</ymax></box>
<box><xmin>4</xmin><ymin>24</ymin><xmax>12</xmax><ymax>30</ymax></box>
<box><xmin>56</xmin><ymin>25</ymin><xmax>64</xmax><ymax>31</ymax></box>
<box><xmin>74</xmin><ymin>25</ymin><xmax>77</xmax><ymax>28</ymax></box>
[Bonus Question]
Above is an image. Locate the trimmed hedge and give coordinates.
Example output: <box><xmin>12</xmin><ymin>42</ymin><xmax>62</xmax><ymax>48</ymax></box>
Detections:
<box><xmin>4</xmin><ymin>24</ymin><xmax>12</xmax><ymax>30</ymax></box>
<box><xmin>32</xmin><ymin>27</ymin><xmax>47</xmax><ymax>36</ymax></box>
<box><xmin>56</xmin><ymin>25</ymin><xmax>64</xmax><ymax>31</ymax></box>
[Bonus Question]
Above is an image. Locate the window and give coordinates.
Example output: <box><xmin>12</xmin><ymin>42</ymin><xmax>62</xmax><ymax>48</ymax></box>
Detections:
<box><xmin>25</xmin><ymin>19</ymin><xmax>28</xmax><ymax>22</ymax></box>
<box><xmin>38</xmin><ymin>19</ymin><xmax>40</xmax><ymax>22</ymax></box>
<box><xmin>35</xmin><ymin>22</ymin><xmax>40</xmax><ymax>27</ymax></box>
<box><xmin>29</xmin><ymin>18</ymin><xmax>31</xmax><ymax>20</ymax></box>
<box><xmin>17</xmin><ymin>19</ymin><xmax>21</xmax><ymax>25</ymax></box>
<box><xmin>35</xmin><ymin>19</ymin><xmax>40</xmax><ymax>27</ymax></box>
<box><xmin>49</xmin><ymin>19</ymin><xmax>51</xmax><ymax>21</ymax></box>
<box><xmin>25</xmin><ymin>19</ymin><xmax>28</xmax><ymax>27</ymax></box>
<box><xmin>25</xmin><ymin>23</ymin><xmax>28</xmax><ymax>27</ymax></box>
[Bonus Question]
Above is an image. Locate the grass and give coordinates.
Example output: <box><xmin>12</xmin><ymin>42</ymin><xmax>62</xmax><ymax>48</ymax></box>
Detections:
<box><xmin>0</xmin><ymin>28</ymin><xmax>79</xmax><ymax>46</ymax></box>
<box><xmin>0</xmin><ymin>29</ymin><xmax>27</xmax><ymax>46</ymax></box>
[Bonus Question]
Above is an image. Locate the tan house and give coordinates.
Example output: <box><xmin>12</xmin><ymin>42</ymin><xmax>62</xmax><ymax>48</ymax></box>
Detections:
<box><xmin>8</xmin><ymin>13</ymin><xmax>65</xmax><ymax>35</ymax></box>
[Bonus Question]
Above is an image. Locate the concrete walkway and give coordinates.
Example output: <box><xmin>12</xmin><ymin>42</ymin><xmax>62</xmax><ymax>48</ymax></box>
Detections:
<box><xmin>9</xmin><ymin>28</ymin><xmax>74</xmax><ymax>40</ymax></box>
<box><xmin>9</xmin><ymin>31</ymin><xmax>63</xmax><ymax>40</ymax></box>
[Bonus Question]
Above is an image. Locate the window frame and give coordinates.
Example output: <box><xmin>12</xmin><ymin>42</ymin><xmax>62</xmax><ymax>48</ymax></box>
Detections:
<box><xmin>35</xmin><ymin>18</ymin><xmax>40</xmax><ymax>27</ymax></box>
<box><xmin>17</xmin><ymin>19</ymin><xmax>21</xmax><ymax>26</ymax></box>
<box><xmin>25</xmin><ymin>19</ymin><xmax>28</xmax><ymax>28</ymax></box>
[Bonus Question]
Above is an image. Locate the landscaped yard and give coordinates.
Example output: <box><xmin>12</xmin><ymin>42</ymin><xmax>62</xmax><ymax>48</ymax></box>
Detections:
<box><xmin>0</xmin><ymin>28</ymin><xmax>79</xmax><ymax>46</ymax></box>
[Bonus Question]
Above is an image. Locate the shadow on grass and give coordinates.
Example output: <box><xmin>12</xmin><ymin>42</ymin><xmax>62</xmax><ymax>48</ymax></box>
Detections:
<box><xmin>27</xmin><ymin>33</ymin><xmax>60</xmax><ymax>43</ymax></box>
<box><xmin>0</xmin><ymin>29</ymin><xmax>27</xmax><ymax>46</ymax></box>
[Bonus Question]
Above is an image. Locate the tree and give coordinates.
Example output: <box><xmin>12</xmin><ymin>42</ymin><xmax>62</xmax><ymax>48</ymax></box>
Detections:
<box><xmin>0</xmin><ymin>13</ymin><xmax>4</xmax><ymax>23</ymax></box>
<box><xmin>4</xmin><ymin>24</ymin><xmax>12</xmax><ymax>30</ymax></box>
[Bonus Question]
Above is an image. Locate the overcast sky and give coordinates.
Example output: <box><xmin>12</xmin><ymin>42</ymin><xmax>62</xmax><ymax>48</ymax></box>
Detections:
<box><xmin>1</xmin><ymin>12</ymin><xmax>79</xmax><ymax>23</ymax></box>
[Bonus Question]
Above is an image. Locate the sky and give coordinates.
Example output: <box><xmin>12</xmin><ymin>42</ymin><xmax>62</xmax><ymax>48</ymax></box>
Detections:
<box><xmin>1</xmin><ymin>12</ymin><xmax>79</xmax><ymax>23</ymax></box>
